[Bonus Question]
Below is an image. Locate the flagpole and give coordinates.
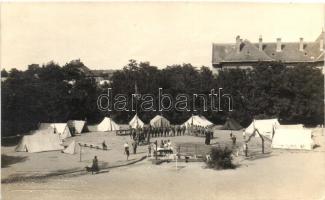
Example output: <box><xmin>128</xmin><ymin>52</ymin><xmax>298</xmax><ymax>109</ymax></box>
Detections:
<box><xmin>135</xmin><ymin>81</ymin><xmax>139</xmax><ymax>115</ymax></box>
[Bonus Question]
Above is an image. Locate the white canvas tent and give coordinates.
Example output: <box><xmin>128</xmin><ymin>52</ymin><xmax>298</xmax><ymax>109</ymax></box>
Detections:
<box><xmin>129</xmin><ymin>114</ymin><xmax>144</xmax><ymax>129</ymax></box>
<box><xmin>246</xmin><ymin>119</ymin><xmax>280</xmax><ymax>139</ymax></box>
<box><xmin>182</xmin><ymin>115</ymin><xmax>213</xmax><ymax>128</ymax></box>
<box><xmin>272</xmin><ymin>128</ymin><xmax>313</xmax><ymax>150</ymax></box>
<box><xmin>15</xmin><ymin>128</ymin><xmax>64</xmax><ymax>153</ymax></box>
<box><xmin>62</xmin><ymin>140</ymin><xmax>77</xmax><ymax>154</ymax></box>
<box><xmin>150</xmin><ymin>115</ymin><xmax>170</xmax><ymax>127</ymax></box>
<box><xmin>39</xmin><ymin>123</ymin><xmax>71</xmax><ymax>140</ymax></box>
<box><xmin>275</xmin><ymin>124</ymin><xmax>304</xmax><ymax>130</ymax></box>
<box><xmin>97</xmin><ymin>117</ymin><xmax>120</xmax><ymax>131</ymax></box>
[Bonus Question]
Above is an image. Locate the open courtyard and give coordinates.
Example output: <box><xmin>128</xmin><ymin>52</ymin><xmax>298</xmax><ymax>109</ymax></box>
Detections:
<box><xmin>2</xmin><ymin>128</ymin><xmax>325</xmax><ymax>200</ymax></box>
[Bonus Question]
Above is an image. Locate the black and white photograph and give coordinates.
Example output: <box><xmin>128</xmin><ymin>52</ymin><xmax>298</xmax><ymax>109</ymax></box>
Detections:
<box><xmin>1</xmin><ymin>2</ymin><xmax>325</xmax><ymax>200</ymax></box>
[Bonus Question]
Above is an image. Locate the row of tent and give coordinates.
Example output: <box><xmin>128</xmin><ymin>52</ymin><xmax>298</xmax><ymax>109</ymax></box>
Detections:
<box><xmin>15</xmin><ymin>120</ymin><xmax>88</xmax><ymax>153</ymax></box>
<box><xmin>97</xmin><ymin>114</ymin><xmax>172</xmax><ymax>131</ymax></box>
<box><xmin>100</xmin><ymin>117</ymin><xmax>314</xmax><ymax>151</ymax></box>
<box><xmin>96</xmin><ymin>114</ymin><xmax>215</xmax><ymax>131</ymax></box>
<box><xmin>16</xmin><ymin>116</ymin><xmax>315</xmax><ymax>153</ymax></box>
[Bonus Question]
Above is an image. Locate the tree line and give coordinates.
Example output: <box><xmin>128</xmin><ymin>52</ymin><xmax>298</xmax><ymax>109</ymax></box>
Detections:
<box><xmin>1</xmin><ymin>60</ymin><xmax>324</xmax><ymax>136</ymax></box>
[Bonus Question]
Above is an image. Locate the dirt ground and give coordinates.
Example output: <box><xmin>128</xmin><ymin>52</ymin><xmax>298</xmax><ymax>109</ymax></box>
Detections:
<box><xmin>2</xmin><ymin>128</ymin><xmax>325</xmax><ymax>200</ymax></box>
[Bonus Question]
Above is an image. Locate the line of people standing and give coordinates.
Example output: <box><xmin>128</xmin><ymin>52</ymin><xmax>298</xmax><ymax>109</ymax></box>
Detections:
<box><xmin>130</xmin><ymin>125</ymin><xmax>187</xmax><ymax>143</ymax></box>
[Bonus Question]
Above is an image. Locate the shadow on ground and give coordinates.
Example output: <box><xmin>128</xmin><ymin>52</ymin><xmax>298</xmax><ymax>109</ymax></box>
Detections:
<box><xmin>1</xmin><ymin>154</ymin><xmax>28</xmax><ymax>168</ymax></box>
<box><xmin>2</xmin><ymin>156</ymin><xmax>147</xmax><ymax>184</ymax></box>
<box><xmin>245</xmin><ymin>152</ymin><xmax>273</xmax><ymax>161</ymax></box>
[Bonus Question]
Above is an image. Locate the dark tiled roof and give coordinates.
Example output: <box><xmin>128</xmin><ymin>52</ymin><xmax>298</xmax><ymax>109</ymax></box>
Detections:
<box><xmin>262</xmin><ymin>42</ymin><xmax>316</xmax><ymax>62</ymax></box>
<box><xmin>212</xmin><ymin>32</ymin><xmax>324</xmax><ymax>64</ymax></box>
<box><xmin>223</xmin><ymin>40</ymin><xmax>273</xmax><ymax>62</ymax></box>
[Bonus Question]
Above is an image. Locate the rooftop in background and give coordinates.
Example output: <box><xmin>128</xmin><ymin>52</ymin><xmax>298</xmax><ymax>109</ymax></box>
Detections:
<box><xmin>212</xmin><ymin>31</ymin><xmax>324</xmax><ymax>69</ymax></box>
<box><xmin>91</xmin><ymin>69</ymin><xmax>116</xmax><ymax>78</ymax></box>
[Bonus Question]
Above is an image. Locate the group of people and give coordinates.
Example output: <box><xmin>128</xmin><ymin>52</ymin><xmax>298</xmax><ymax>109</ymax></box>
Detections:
<box><xmin>147</xmin><ymin>139</ymin><xmax>173</xmax><ymax>157</ymax></box>
<box><xmin>123</xmin><ymin>140</ymin><xmax>139</xmax><ymax>160</ymax></box>
<box><xmin>129</xmin><ymin>125</ymin><xmax>187</xmax><ymax>146</ymax></box>
<box><xmin>130</xmin><ymin>125</ymin><xmax>187</xmax><ymax>142</ymax></box>
<box><xmin>189</xmin><ymin>125</ymin><xmax>213</xmax><ymax>137</ymax></box>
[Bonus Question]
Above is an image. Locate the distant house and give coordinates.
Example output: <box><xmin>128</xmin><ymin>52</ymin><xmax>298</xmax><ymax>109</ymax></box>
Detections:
<box><xmin>78</xmin><ymin>65</ymin><xmax>115</xmax><ymax>85</ymax></box>
<box><xmin>212</xmin><ymin>31</ymin><xmax>324</xmax><ymax>69</ymax></box>
<box><xmin>90</xmin><ymin>70</ymin><xmax>115</xmax><ymax>85</ymax></box>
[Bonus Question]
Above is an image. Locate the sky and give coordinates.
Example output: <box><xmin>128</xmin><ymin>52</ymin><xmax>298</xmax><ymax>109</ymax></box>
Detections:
<box><xmin>1</xmin><ymin>2</ymin><xmax>324</xmax><ymax>70</ymax></box>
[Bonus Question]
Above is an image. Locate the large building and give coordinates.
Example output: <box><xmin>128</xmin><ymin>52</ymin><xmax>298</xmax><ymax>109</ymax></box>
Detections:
<box><xmin>212</xmin><ymin>31</ymin><xmax>324</xmax><ymax>69</ymax></box>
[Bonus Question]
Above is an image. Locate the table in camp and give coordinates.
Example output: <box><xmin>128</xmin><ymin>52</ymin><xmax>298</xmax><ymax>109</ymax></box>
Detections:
<box><xmin>116</xmin><ymin>129</ymin><xmax>131</xmax><ymax>136</ymax></box>
<box><xmin>155</xmin><ymin>148</ymin><xmax>173</xmax><ymax>156</ymax></box>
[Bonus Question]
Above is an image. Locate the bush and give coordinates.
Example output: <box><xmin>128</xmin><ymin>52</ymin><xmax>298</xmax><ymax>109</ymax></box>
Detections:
<box><xmin>206</xmin><ymin>146</ymin><xmax>235</xmax><ymax>170</ymax></box>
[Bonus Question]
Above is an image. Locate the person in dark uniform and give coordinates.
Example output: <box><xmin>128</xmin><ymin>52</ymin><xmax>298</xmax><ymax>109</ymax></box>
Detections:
<box><xmin>132</xmin><ymin>139</ymin><xmax>138</xmax><ymax>154</ymax></box>
<box><xmin>205</xmin><ymin>130</ymin><xmax>211</xmax><ymax>145</ymax></box>
<box><xmin>159</xmin><ymin>127</ymin><xmax>163</xmax><ymax>137</ymax></box>
<box><xmin>102</xmin><ymin>140</ymin><xmax>107</xmax><ymax>150</ymax></box>
<box><xmin>171</xmin><ymin>125</ymin><xmax>175</xmax><ymax>137</ymax></box>
<box><xmin>91</xmin><ymin>156</ymin><xmax>99</xmax><ymax>174</ymax></box>
<box><xmin>162</xmin><ymin>127</ymin><xmax>166</xmax><ymax>137</ymax></box>
<box><xmin>130</xmin><ymin>129</ymin><xmax>133</xmax><ymax>139</ymax></box>
<box><xmin>232</xmin><ymin>135</ymin><xmax>237</xmax><ymax>146</ymax></box>
<box><xmin>177</xmin><ymin>125</ymin><xmax>181</xmax><ymax>136</ymax></box>
<box><xmin>132</xmin><ymin>129</ymin><xmax>136</xmax><ymax>140</ymax></box>
<box><xmin>182</xmin><ymin>126</ymin><xmax>186</xmax><ymax>136</ymax></box>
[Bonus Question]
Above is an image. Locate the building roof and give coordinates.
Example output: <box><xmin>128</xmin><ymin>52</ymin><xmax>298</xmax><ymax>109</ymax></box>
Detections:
<box><xmin>91</xmin><ymin>69</ymin><xmax>115</xmax><ymax>77</ymax></box>
<box><xmin>223</xmin><ymin>40</ymin><xmax>274</xmax><ymax>62</ymax></box>
<box><xmin>75</xmin><ymin>64</ymin><xmax>115</xmax><ymax>78</ymax></box>
<box><xmin>212</xmin><ymin>31</ymin><xmax>324</xmax><ymax>65</ymax></box>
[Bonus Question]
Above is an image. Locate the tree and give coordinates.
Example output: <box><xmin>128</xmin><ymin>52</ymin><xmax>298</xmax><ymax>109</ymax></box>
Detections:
<box><xmin>1</xmin><ymin>69</ymin><xmax>8</xmax><ymax>77</ymax></box>
<box><xmin>2</xmin><ymin>59</ymin><xmax>323</xmax><ymax>138</ymax></box>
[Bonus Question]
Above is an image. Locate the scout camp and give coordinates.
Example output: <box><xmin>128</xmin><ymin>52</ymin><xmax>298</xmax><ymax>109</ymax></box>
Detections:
<box><xmin>1</xmin><ymin>3</ymin><xmax>325</xmax><ymax>200</ymax></box>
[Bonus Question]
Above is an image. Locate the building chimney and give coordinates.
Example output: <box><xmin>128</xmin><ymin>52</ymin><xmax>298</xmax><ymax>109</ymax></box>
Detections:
<box><xmin>276</xmin><ymin>38</ymin><xmax>282</xmax><ymax>52</ymax></box>
<box><xmin>320</xmin><ymin>39</ymin><xmax>324</xmax><ymax>51</ymax></box>
<box><xmin>299</xmin><ymin>38</ymin><xmax>304</xmax><ymax>51</ymax></box>
<box><xmin>259</xmin><ymin>35</ymin><xmax>263</xmax><ymax>51</ymax></box>
<box><xmin>236</xmin><ymin>35</ymin><xmax>241</xmax><ymax>53</ymax></box>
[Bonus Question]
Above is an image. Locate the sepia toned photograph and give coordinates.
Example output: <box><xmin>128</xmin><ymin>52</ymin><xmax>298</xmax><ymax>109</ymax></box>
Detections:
<box><xmin>1</xmin><ymin>2</ymin><xmax>325</xmax><ymax>200</ymax></box>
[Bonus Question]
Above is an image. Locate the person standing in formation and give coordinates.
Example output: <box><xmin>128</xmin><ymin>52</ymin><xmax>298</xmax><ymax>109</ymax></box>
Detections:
<box><xmin>132</xmin><ymin>139</ymin><xmax>138</xmax><ymax>154</ymax></box>
<box><xmin>182</xmin><ymin>126</ymin><xmax>186</xmax><ymax>136</ymax></box>
<box><xmin>171</xmin><ymin>125</ymin><xmax>175</xmax><ymax>137</ymax></box>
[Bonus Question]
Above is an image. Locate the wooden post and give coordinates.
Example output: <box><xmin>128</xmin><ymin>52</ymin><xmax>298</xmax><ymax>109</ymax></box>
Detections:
<box><xmin>79</xmin><ymin>145</ymin><xmax>82</xmax><ymax>162</ymax></box>
<box><xmin>178</xmin><ymin>146</ymin><xmax>181</xmax><ymax>159</ymax></box>
<box><xmin>155</xmin><ymin>141</ymin><xmax>158</xmax><ymax>160</ymax></box>
<box><xmin>262</xmin><ymin>137</ymin><xmax>265</xmax><ymax>154</ymax></box>
<box><xmin>245</xmin><ymin>143</ymin><xmax>248</xmax><ymax>157</ymax></box>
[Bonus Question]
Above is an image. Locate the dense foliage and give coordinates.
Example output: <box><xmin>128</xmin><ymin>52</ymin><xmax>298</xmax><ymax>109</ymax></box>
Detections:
<box><xmin>206</xmin><ymin>146</ymin><xmax>236</xmax><ymax>170</ymax></box>
<box><xmin>1</xmin><ymin>60</ymin><xmax>324</xmax><ymax>136</ymax></box>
